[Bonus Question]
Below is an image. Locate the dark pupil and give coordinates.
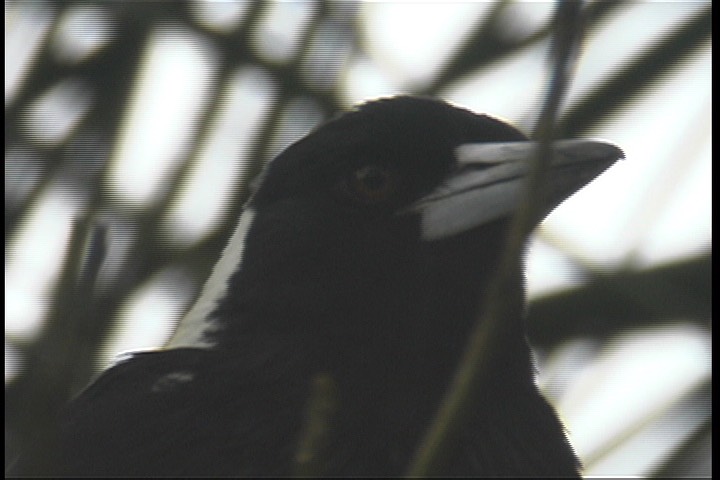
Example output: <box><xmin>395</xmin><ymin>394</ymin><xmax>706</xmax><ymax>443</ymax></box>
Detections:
<box><xmin>358</xmin><ymin>167</ymin><xmax>387</xmax><ymax>191</ymax></box>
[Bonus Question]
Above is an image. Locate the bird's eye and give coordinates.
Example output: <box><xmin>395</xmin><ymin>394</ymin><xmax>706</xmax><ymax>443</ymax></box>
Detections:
<box><xmin>346</xmin><ymin>165</ymin><xmax>397</xmax><ymax>204</ymax></box>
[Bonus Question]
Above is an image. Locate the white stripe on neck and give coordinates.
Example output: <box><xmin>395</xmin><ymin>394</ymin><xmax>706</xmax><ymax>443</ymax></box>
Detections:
<box><xmin>165</xmin><ymin>208</ymin><xmax>256</xmax><ymax>349</ymax></box>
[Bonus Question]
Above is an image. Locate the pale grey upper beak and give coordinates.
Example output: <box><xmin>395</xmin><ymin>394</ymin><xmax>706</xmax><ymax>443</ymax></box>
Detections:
<box><xmin>404</xmin><ymin>139</ymin><xmax>624</xmax><ymax>241</ymax></box>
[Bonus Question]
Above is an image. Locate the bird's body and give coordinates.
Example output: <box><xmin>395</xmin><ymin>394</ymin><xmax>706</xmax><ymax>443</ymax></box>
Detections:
<box><xmin>27</xmin><ymin>96</ymin><xmax>622</xmax><ymax>477</ymax></box>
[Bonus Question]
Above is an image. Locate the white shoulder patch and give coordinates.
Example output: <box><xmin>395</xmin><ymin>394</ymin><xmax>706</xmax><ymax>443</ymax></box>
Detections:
<box><xmin>164</xmin><ymin>208</ymin><xmax>256</xmax><ymax>349</ymax></box>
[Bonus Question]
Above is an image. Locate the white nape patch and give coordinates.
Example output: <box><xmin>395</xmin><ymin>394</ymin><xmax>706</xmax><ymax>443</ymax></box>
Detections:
<box><xmin>151</xmin><ymin>371</ymin><xmax>196</xmax><ymax>393</ymax></box>
<box><xmin>164</xmin><ymin>208</ymin><xmax>256</xmax><ymax>349</ymax></box>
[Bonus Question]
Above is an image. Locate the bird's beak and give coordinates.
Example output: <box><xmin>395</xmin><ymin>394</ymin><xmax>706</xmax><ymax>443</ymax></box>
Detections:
<box><xmin>404</xmin><ymin>139</ymin><xmax>624</xmax><ymax>241</ymax></box>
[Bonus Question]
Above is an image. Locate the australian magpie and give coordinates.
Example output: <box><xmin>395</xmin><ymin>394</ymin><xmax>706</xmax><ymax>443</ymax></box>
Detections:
<box><xmin>28</xmin><ymin>96</ymin><xmax>622</xmax><ymax>476</ymax></box>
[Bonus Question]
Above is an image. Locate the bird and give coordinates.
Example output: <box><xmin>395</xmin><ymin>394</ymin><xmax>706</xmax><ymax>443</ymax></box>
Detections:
<box><xmin>25</xmin><ymin>95</ymin><xmax>622</xmax><ymax>476</ymax></box>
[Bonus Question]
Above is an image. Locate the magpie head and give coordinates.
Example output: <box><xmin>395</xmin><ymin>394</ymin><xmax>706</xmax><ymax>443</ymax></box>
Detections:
<box><xmin>168</xmin><ymin>95</ymin><xmax>622</xmax><ymax>359</ymax></box>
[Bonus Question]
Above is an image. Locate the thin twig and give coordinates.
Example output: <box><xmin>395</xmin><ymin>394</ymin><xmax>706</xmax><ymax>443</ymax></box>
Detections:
<box><xmin>406</xmin><ymin>1</ymin><xmax>584</xmax><ymax>475</ymax></box>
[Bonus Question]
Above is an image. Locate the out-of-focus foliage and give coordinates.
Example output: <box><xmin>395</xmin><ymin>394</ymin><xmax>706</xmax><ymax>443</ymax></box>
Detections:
<box><xmin>5</xmin><ymin>1</ymin><xmax>710</xmax><ymax>477</ymax></box>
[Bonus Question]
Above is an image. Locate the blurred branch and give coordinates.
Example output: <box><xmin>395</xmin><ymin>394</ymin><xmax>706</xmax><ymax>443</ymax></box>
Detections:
<box><xmin>5</xmin><ymin>5</ymin><xmax>152</xmax><ymax>241</ymax></box>
<box><xmin>648</xmin><ymin>380</ymin><xmax>712</xmax><ymax>478</ymax></box>
<box><xmin>425</xmin><ymin>0</ymin><xmax>629</xmax><ymax>95</ymax></box>
<box><xmin>293</xmin><ymin>373</ymin><xmax>339</xmax><ymax>477</ymax></box>
<box><xmin>527</xmin><ymin>252</ymin><xmax>711</xmax><ymax>348</ymax></box>
<box><xmin>583</xmin><ymin>377</ymin><xmax>710</xmax><ymax>472</ymax></box>
<box><xmin>559</xmin><ymin>4</ymin><xmax>711</xmax><ymax>136</ymax></box>
<box><xmin>6</xmin><ymin>217</ymin><xmax>107</xmax><ymax>475</ymax></box>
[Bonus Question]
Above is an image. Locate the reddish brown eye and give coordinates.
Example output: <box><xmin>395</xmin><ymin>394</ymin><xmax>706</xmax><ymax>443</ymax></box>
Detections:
<box><xmin>348</xmin><ymin>165</ymin><xmax>396</xmax><ymax>204</ymax></box>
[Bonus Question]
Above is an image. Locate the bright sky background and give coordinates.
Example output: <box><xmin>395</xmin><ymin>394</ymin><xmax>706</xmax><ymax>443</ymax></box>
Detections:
<box><xmin>5</xmin><ymin>1</ymin><xmax>711</xmax><ymax>477</ymax></box>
